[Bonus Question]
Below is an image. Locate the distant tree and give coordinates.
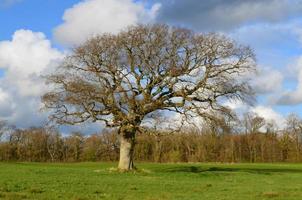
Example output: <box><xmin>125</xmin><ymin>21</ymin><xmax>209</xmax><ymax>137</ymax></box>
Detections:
<box><xmin>64</xmin><ymin>132</ymin><xmax>84</xmax><ymax>161</ymax></box>
<box><xmin>46</xmin><ymin>127</ymin><xmax>63</xmax><ymax>162</ymax></box>
<box><xmin>243</xmin><ymin>112</ymin><xmax>265</xmax><ymax>134</ymax></box>
<box><xmin>242</xmin><ymin>112</ymin><xmax>266</xmax><ymax>162</ymax></box>
<box><xmin>286</xmin><ymin>113</ymin><xmax>302</xmax><ymax>161</ymax></box>
<box><xmin>42</xmin><ymin>24</ymin><xmax>255</xmax><ymax>170</ymax></box>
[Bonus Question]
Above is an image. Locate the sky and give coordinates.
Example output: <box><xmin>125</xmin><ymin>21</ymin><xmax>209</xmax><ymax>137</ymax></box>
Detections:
<box><xmin>1</xmin><ymin>0</ymin><xmax>302</xmax><ymax>133</ymax></box>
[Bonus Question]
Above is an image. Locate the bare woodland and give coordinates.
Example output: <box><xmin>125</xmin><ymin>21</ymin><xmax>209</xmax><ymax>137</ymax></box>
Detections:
<box><xmin>0</xmin><ymin>113</ymin><xmax>302</xmax><ymax>163</ymax></box>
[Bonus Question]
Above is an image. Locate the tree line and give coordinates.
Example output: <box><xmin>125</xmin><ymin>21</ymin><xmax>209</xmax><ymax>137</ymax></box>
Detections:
<box><xmin>1</xmin><ymin>112</ymin><xmax>302</xmax><ymax>163</ymax></box>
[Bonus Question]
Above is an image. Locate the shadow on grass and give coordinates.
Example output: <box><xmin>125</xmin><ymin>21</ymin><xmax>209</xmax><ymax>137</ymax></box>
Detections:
<box><xmin>161</xmin><ymin>166</ymin><xmax>302</xmax><ymax>175</ymax></box>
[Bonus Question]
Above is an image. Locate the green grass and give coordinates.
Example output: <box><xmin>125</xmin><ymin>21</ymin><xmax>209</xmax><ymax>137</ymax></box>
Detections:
<box><xmin>0</xmin><ymin>162</ymin><xmax>302</xmax><ymax>200</ymax></box>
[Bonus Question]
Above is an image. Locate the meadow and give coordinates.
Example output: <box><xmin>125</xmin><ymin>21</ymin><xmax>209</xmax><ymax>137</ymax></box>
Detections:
<box><xmin>0</xmin><ymin>162</ymin><xmax>302</xmax><ymax>200</ymax></box>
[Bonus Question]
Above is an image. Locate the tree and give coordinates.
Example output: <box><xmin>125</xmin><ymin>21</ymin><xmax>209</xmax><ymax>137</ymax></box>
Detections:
<box><xmin>242</xmin><ymin>112</ymin><xmax>266</xmax><ymax>162</ymax></box>
<box><xmin>42</xmin><ymin>24</ymin><xmax>255</xmax><ymax>171</ymax></box>
<box><xmin>64</xmin><ymin>132</ymin><xmax>84</xmax><ymax>161</ymax></box>
<box><xmin>243</xmin><ymin>112</ymin><xmax>265</xmax><ymax>134</ymax></box>
<box><xmin>46</xmin><ymin>127</ymin><xmax>63</xmax><ymax>162</ymax></box>
<box><xmin>286</xmin><ymin>113</ymin><xmax>302</xmax><ymax>161</ymax></box>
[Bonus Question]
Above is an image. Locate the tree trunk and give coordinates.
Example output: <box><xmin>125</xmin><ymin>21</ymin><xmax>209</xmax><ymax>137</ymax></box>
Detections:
<box><xmin>118</xmin><ymin>126</ymin><xmax>136</xmax><ymax>171</ymax></box>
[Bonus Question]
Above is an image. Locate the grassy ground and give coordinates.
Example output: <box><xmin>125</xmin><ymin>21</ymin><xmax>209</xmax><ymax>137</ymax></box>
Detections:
<box><xmin>0</xmin><ymin>162</ymin><xmax>302</xmax><ymax>200</ymax></box>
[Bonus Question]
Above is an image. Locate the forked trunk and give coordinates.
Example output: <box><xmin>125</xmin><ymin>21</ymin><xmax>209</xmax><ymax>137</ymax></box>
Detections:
<box><xmin>118</xmin><ymin>126</ymin><xmax>136</xmax><ymax>171</ymax></box>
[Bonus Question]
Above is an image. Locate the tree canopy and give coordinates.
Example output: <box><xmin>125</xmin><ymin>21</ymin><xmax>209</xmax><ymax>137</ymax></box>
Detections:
<box><xmin>42</xmin><ymin>24</ymin><xmax>255</xmax><ymax>170</ymax></box>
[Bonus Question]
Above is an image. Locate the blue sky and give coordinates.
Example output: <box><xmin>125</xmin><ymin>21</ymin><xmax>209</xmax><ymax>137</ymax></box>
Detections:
<box><xmin>1</xmin><ymin>0</ymin><xmax>302</xmax><ymax>132</ymax></box>
<box><xmin>0</xmin><ymin>0</ymin><xmax>78</xmax><ymax>40</ymax></box>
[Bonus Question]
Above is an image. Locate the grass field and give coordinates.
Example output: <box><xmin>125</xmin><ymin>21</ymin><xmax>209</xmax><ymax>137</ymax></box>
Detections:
<box><xmin>0</xmin><ymin>162</ymin><xmax>302</xmax><ymax>200</ymax></box>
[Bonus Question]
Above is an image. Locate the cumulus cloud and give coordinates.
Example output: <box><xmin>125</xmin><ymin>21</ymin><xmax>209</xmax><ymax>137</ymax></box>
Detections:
<box><xmin>251</xmin><ymin>106</ymin><xmax>286</xmax><ymax>129</ymax></box>
<box><xmin>272</xmin><ymin>20</ymin><xmax>302</xmax><ymax>106</ymax></box>
<box><xmin>0</xmin><ymin>30</ymin><xmax>64</xmax><ymax>127</ymax></box>
<box><xmin>54</xmin><ymin>0</ymin><xmax>161</xmax><ymax>46</ymax></box>
<box><xmin>252</xmin><ymin>67</ymin><xmax>284</xmax><ymax>94</ymax></box>
<box><xmin>227</xmin><ymin>21</ymin><xmax>302</xmax><ymax>106</ymax></box>
<box><xmin>223</xmin><ymin>99</ymin><xmax>286</xmax><ymax>129</ymax></box>
<box><xmin>156</xmin><ymin>0</ymin><xmax>302</xmax><ymax>31</ymax></box>
<box><xmin>277</xmin><ymin>57</ymin><xmax>302</xmax><ymax>105</ymax></box>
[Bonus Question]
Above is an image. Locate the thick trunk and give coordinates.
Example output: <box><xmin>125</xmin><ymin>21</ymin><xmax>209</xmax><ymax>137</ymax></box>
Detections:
<box><xmin>118</xmin><ymin>126</ymin><xmax>136</xmax><ymax>171</ymax></box>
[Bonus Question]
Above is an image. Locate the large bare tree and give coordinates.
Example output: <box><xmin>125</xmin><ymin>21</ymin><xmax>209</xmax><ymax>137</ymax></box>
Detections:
<box><xmin>42</xmin><ymin>24</ymin><xmax>255</xmax><ymax>170</ymax></box>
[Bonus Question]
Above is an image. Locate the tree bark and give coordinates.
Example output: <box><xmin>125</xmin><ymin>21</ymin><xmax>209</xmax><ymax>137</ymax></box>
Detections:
<box><xmin>118</xmin><ymin>126</ymin><xmax>136</xmax><ymax>171</ymax></box>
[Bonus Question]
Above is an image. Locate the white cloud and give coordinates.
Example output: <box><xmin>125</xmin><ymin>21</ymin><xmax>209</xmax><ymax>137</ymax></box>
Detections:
<box><xmin>0</xmin><ymin>30</ymin><xmax>62</xmax><ymax>73</ymax></box>
<box><xmin>223</xmin><ymin>100</ymin><xmax>286</xmax><ymax>129</ymax></box>
<box><xmin>251</xmin><ymin>106</ymin><xmax>286</xmax><ymax>129</ymax></box>
<box><xmin>0</xmin><ymin>30</ymin><xmax>63</xmax><ymax>96</ymax></box>
<box><xmin>277</xmin><ymin>57</ymin><xmax>302</xmax><ymax>105</ymax></box>
<box><xmin>273</xmin><ymin>22</ymin><xmax>302</xmax><ymax>105</ymax></box>
<box><xmin>0</xmin><ymin>30</ymin><xmax>64</xmax><ymax>127</ymax></box>
<box><xmin>252</xmin><ymin>67</ymin><xmax>284</xmax><ymax>94</ymax></box>
<box><xmin>229</xmin><ymin>21</ymin><xmax>302</xmax><ymax>105</ymax></box>
<box><xmin>223</xmin><ymin>97</ymin><xmax>244</xmax><ymax>108</ymax></box>
<box><xmin>54</xmin><ymin>0</ymin><xmax>161</xmax><ymax>46</ymax></box>
<box><xmin>0</xmin><ymin>88</ymin><xmax>15</xmax><ymax>118</ymax></box>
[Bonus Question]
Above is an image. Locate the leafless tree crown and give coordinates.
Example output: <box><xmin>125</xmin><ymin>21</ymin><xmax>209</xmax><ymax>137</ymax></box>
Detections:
<box><xmin>42</xmin><ymin>24</ymin><xmax>255</xmax><ymax>129</ymax></box>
